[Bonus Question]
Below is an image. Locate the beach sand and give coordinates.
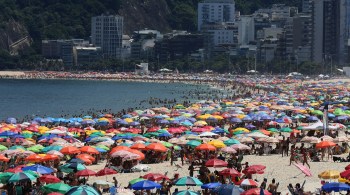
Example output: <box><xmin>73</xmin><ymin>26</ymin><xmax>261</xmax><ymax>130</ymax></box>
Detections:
<box><xmin>84</xmin><ymin>152</ymin><xmax>348</xmax><ymax>194</ymax></box>
<box><xmin>0</xmin><ymin>71</ymin><xmax>25</xmax><ymax>76</ymax></box>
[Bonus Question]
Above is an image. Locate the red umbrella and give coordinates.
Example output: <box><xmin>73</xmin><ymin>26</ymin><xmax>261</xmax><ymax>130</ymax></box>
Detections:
<box><xmin>75</xmin><ymin>169</ymin><xmax>96</xmax><ymax>177</ymax></box>
<box><xmin>143</xmin><ymin>173</ymin><xmax>169</xmax><ymax>181</ymax></box>
<box><xmin>79</xmin><ymin>146</ymin><xmax>99</xmax><ymax>154</ymax></box>
<box><xmin>340</xmin><ymin>169</ymin><xmax>350</xmax><ymax>179</ymax></box>
<box><xmin>345</xmin><ymin>164</ymin><xmax>350</xmax><ymax>170</ymax></box>
<box><xmin>219</xmin><ymin>168</ymin><xmax>241</xmax><ymax>177</ymax></box>
<box><xmin>195</xmin><ymin>143</ymin><xmax>216</xmax><ymax>151</ymax></box>
<box><xmin>239</xmin><ymin>179</ymin><xmax>259</xmax><ymax>187</ymax></box>
<box><xmin>293</xmin><ymin>163</ymin><xmax>312</xmax><ymax>177</ymax></box>
<box><xmin>39</xmin><ymin>175</ymin><xmax>61</xmax><ymax>183</ymax></box>
<box><xmin>5</xmin><ymin>165</ymin><xmax>26</xmax><ymax>173</ymax></box>
<box><xmin>241</xmin><ymin>188</ymin><xmax>272</xmax><ymax>195</ymax></box>
<box><xmin>96</xmin><ymin>168</ymin><xmax>117</xmax><ymax>176</ymax></box>
<box><xmin>205</xmin><ymin>159</ymin><xmax>228</xmax><ymax>167</ymax></box>
<box><xmin>245</xmin><ymin>165</ymin><xmax>266</xmax><ymax>174</ymax></box>
<box><xmin>60</xmin><ymin>146</ymin><xmax>80</xmax><ymax>155</ymax></box>
<box><xmin>145</xmin><ymin>143</ymin><xmax>167</xmax><ymax>152</ymax></box>
<box><xmin>130</xmin><ymin>143</ymin><xmax>146</xmax><ymax>150</ymax></box>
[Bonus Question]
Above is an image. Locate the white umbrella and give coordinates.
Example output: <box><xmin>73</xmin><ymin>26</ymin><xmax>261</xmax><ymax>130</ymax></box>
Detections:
<box><xmin>199</xmin><ymin>132</ymin><xmax>218</xmax><ymax>137</ymax></box>
<box><xmin>231</xmin><ymin>144</ymin><xmax>251</xmax><ymax>150</ymax></box>
<box><xmin>247</xmin><ymin>132</ymin><xmax>268</xmax><ymax>138</ymax></box>
<box><xmin>220</xmin><ymin>147</ymin><xmax>237</xmax><ymax>154</ymax></box>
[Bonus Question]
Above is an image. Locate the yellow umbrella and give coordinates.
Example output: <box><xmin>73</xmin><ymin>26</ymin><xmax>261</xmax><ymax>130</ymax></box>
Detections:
<box><xmin>212</xmin><ymin>115</ymin><xmax>224</xmax><ymax>120</ymax></box>
<box><xmin>233</xmin><ymin>127</ymin><xmax>250</xmax><ymax>133</ymax></box>
<box><xmin>197</xmin><ymin>114</ymin><xmax>212</xmax><ymax>120</ymax></box>
<box><xmin>98</xmin><ymin>117</ymin><xmax>109</xmax><ymax>122</ymax></box>
<box><xmin>236</xmin><ymin>114</ymin><xmax>246</xmax><ymax>119</ymax></box>
<box><xmin>318</xmin><ymin>170</ymin><xmax>340</xmax><ymax>179</ymax></box>
<box><xmin>208</xmin><ymin>140</ymin><xmax>226</xmax><ymax>148</ymax></box>
<box><xmin>124</xmin><ymin>118</ymin><xmax>133</xmax><ymax>123</ymax></box>
<box><xmin>194</xmin><ymin>120</ymin><xmax>207</xmax><ymax>126</ymax></box>
<box><xmin>339</xmin><ymin>178</ymin><xmax>349</xmax><ymax>183</ymax></box>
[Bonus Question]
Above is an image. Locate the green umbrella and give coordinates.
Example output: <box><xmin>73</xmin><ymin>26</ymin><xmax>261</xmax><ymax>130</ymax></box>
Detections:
<box><xmin>175</xmin><ymin>176</ymin><xmax>203</xmax><ymax>186</ymax></box>
<box><xmin>280</xmin><ymin>127</ymin><xmax>292</xmax><ymax>133</ymax></box>
<box><xmin>143</xmin><ymin>132</ymin><xmax>159</xmax><ymax>138</ymax></box>
<box><xmin>0</xmin><ymin>145</ymin><xmax>8</xmax><ymax>151</ymax></box>
<box><xmin>174</xmin><ymin>145</ymin><xmax>182</xmax><ymax>151</ymax></box>
<box><xmin>0</xmin><ymin>172</ymin><xmax>14</xmax><ymax>183</ymax></box>
<box><xmin>267</xmin><ymin>128</ymin><xmax>279</xmax><ymax>132</ymax></box>
<box><xmin>186</xmin><ymin>140</ymin><xmax>201</xmax><ymax>148</ymax></box>
<box><xmin>59</xmin><ymin>163</ymin><xmax>86</xmax><ymax>173</ymax></box>
<box><xmin>161</xmin><ymin>141</ymin><xmax>173</xmax><ymax>148</ymax></box>
<box><xmin>8</xmin><ymin>172</ymin><xmax>37</xmax><ymax>183</ymax></box>
<box><xmin>224</xmin><ymin>139</ymin><xmax>240</xmax><ymax>146</ymax></box>
<box><xmin>42</xmin><ymin>183</ymin><xmax>71</xmax><ymax>194</ymax></box>
<box><xmin>22</xmin><ymin>133</ymin><xmax>33</xmax><ymax>138</ymax></box>
<box><xmin>9</xmin><ymin>145</ymin><xmax>26</xmax><ymax>150</ymax></box>
<box><xmin>42</xmin><ymin>145</ymin><xmax>63</xmax><ymax>153</ymax></box>
<box><xmin>23</xmin><ymin>170</ymin><xmax>39</xmax><ymax>178</ymax></box>
<box><xmin>173</xmin><ymin>190</ymin><xmax>199</xmax><ymax>195</ymax></box>
<box><xmin>129</xmin><ymin>178</ymin><xmax>146</xmax><ymax>185</ymax></box>
<box><xmin>312</xmin><ymin>110</ymin><xmax>323</xmax><ymax>116</ymax></box>
<box><xmin>94</xmin><ymin>145</ymin><xmax>109</xmax><ymax>151</ymax></box>
<box><xmin>65</xmin><ymin>185</ymin><xmax>100</xmax><ymax>195</ymax></box>
<box><xmin>157</xmin><ymin>129</ymin><xmax>169</xmax><ymax>134</ymax></box>
<box><xmin>27</xmin><ymin>145</ymin><xmax>43</xmax><ymax>153</ymax></box>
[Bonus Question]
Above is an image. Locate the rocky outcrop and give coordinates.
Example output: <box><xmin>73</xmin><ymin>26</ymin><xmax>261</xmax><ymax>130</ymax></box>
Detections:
<box><xmin>0</xmin><ymin>19</ymin><xmax>31</xmax><ymax>55</ymax></box>
<box><xmin>119</xmin><ymin>0</ymin><xmax>172</xmax><ymax>34</ymax></box>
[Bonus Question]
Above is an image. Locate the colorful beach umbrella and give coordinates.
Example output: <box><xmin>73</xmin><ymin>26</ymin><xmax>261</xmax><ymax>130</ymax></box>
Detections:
<box><xmin>42</xmin><ymin>183</ymin><xmax>71</xmax><ymax>194</ymax></box>
<box><xmin>175</xmin><ymin>176</ymin><xmax>203</xmax><ymax>186</ymax></box>
<box><xmin>131</xmin><ymin>180</ymin><xmax>162</xmax><ymax>190</ymax></box>
<box><xmin>65</xmin><ymin>185</ymin><xmax>100</xmax><ymax>195</ymax></box>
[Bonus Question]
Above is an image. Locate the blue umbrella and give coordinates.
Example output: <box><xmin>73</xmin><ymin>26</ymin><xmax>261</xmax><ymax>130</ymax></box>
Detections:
<box><xmin>242</xmin><ymin>116</ymin><xmax>252</xmax><ymax>122</ymax></box>
<box><xmin>158</xmin><ymin>120</ymin><xmax>169</xmax><ymax>124</ymax></box>
<box><xmin>22</xmin><ymin>164</ymin><xmax>54</xmax><ymax>175</ymax></box>
<box><xmin>201</xmin><ymin>182</ymin><xmax>222</xmax><ymax>189</ymax></box>
<box><xmin>214</xmin><ymin>184</ymin><xmax>244</xmax><ymax>195</ymax></box>
<box><xmin>308</xmin><ymin>116</ymin><xmax>319</xmax><ymax>121</ymax></box>
<box><xmin>230</xmin><ymin>118</ymin><xmax>242</xmax><ymax>123</ymax></box>
<box><xmin>6</xmin><ymin>118</ymin><xmax>17</xmax><ymax>124</ymax></box>
<box><xmin>321</xmin><ymin>182</ymin><xmax>350</xmax><ymax>192</ymax></box>
<box><xmin>0</xmin><ymin>131</ymin><xmax>17</xmax><ymax>137</ymax></box>
<box><xmin>131</xmin><ymin>180</ymin><xmax>162</xmax><ymax>190</ymax></box>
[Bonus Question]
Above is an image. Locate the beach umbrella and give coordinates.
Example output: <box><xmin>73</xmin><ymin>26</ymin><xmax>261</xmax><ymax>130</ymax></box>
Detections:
<box><xmin>42</xmin><ymin>145</ymin><xmax>63</xmax><ymax>153</ymax></box>
<box><xmin>219</xmin><ymin>168</ymin><xmax>241</xmax><ymax>177</ymax></box>
<box><xmin>145</xmin><ymin>143</ymin><xmax>167</xmax><ymax>152</ymax></box>
<box><xmin>142</xmin><ymin>173</ymin><xmax>169</xmax><ymax>181</ymax></box>
<box><xmin>0</xmin><ymin>145</ymin><xmax>8</xmax><ymax>151</ymax></box>
<box><xmin>131</xmin><ymin>180</ymin><xmax>162</xmax><ymax>190</ymax></box>
<box><xmin>25</xmin><ymin>154</ymin><xmax>43</xmax><ymax>162</ymax></box>
<box><xmin>75</xmin><ymin>169</ymin><xmax>96</xmax><ymax>177</ymax></box>
<box><xmin>240</xmin><ymin>179</ymin><xmax>259</xmax><ymax>187</ymax></box>
<box><xmin>22</xmin><ymin>164</ymin><xmax>54</xmax><ymax>175</ymax></box>
<box><xmin>231</xmin><ymin>144</ymin><xmax>251</xmax><ymax>151</ymax></box>
<box><xmin>214</xmin><ymin>184</ymin><xmax>244</xmax><ymax>195</ymax></box>
<box><xmin>280</xmin><ymin>127</ymin><xmax>292</xmax><ymax>133</ymax></box>
<box><xmin>79</xmin><ymin>146</ymin><xmax>99</xmax><ymax>154</ymax></box>
<box><xmin>195</xmin><ymin>143</ymin><xmax>216</xmax><ymax>151</ymax></box>
<box><xmin>318</xmin><ymin>170</ymin><xmax>340</xmax><ymax>179</ymax></box>
<box><xmin>42</xmin><ymin>183</ymin><xmax>71</xmax><ymax>194</ymax></box>
<box><xmin>129</xmin><ymin>178</ymin><xmax>146</xmax><ymax>185</ymax></box>
<box><xmin>8</xmin><ymin>172</ymin><xmax>37</xmax><ymax>183</ymax></box>
<box><xmin>96</xmin><ymin>167</ymin><xmax>117</xmax><ymax>176</ymax></box>
<box><xmin>205</xmin><ymin>159</ymin><xmax>228</xmax><ymax>167</ymax></box>
<box><xmin>201</xmin><ymin>182</ymin><xmax>222</xmax><ymax>189</ymax></box>
<box><xmin>130</xmin><ymin>143</ymin><xmax>146</xmax><ymax>150</ymax></box>
<box><xmin>340</xmin><ymin>169</ymin><xmax>350</xmax><ymax>179</ymax></box>
<box><xmin>175</xmin><ymin>176</ymin><xmax>203</xmax><ymax>186</ymax></box>
<box><xmin>67</xmin><ymin>158</ymin><xmax>85</xmax><ymax>164</ymax></box>
<box><xmin>220</xmin><ymin>147</ymin><xmax>237</xmax><ymax>154</ymax></box>
<box><xmin>223</xmin><ymin>139</ymin><xmax>240</xmax><ymax>146</ymax></box>
<box><xmin>245</xmin><ymin>165</ymin><xmax>266</xmax><ymax>174</ymax></box>
<box><xmin>186</xmin><ymin>140</ymin><xmax>201</xmax><ymax>148</ymax></box>
<box><xmin>293</xmin><ymin>163</ymin><xmax>312</xmax><ymax>177</ymax></box>
<box><xmin>316</xmin><ymin>141</ymin><xmax>336</xmax><ymax>149</ymax></box>
<box><xmin>241</xmin><ymin>188</ymin><xmax>272</xmax><ymax>195</ymax></box>
<box><xmin>208</xmin><ymin>140</ymin><xmax>226</xmax><ymax>148</ymax></box>
<box><xmin>65</xmin><ymin>185</ymin><xmax>100</xmax><ymax>195</ymax></box>
<box><xmin>173</xmin><ymin>190</ymin><xmax>200</xmax><ymax>195</ymax></box>
<box><xmin>0</xmin><ymin>154</ymin><xmax>9</xmax><ymax>162</ymax></box>
<box><xmin>321</xmin><ymin>182</ymin><xmax>350</xmax><ymax>192</ymax></box>
<box><xmin>0</xmin><ymin>172</ymin><xmax>14</xmax><ymax>183</ymax></box>
<box><xmin>59</xmin><ymin>163</ymin><xmax>86</xmax><ymax>173</ymax></box>
<box><xmin>60</xmin><ymin>146</ymin><xmax>80</xmax><ymax>155</ymax></box>
<box><xmin>39</xmin><ymin>174</ymin><xmax>61</xmax><ymax>183</ymax></box>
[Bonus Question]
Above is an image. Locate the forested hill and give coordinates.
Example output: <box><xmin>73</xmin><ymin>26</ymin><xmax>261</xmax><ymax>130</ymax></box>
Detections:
<box><xmin>0</xmin><ymin>0</ymin><xmax>301</xmax><ymax>56</ymax></box>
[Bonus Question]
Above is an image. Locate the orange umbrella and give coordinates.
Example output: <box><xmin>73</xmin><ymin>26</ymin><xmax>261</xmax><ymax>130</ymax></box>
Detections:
<box><xmin>128</xmin><ymin>149</ymin><xmax>145</xmax><ymax>160</ymax></box>
<box><xmin>25</xmin><ymin>154</ymin><xmax>43</xmax><ymax>162</ymax></box>
<box><xmin>0</xmin><ymin>154</ymin><xmax>9</xmax><ymax>162</ymax></box>
<box><xmin>259</xmin><ymin>130</ymin><xmax>271</xmax><ymax>135</ymax></box>
<box><xmin>80</xmin><ymin>146</ymin><xmax>99</xmax><ymax>154</ymax></box>
<box><xmin>195</xmin><ymin>143</ymin><xmax>216</xmax><ymax>151</ymax></box>
<box><xmin>130</xmin><ymin>143</ymin><xmax>146</xmax><ymax>150</ymax></box>
<box><xmin>77</xmin><ymin>154</ymin><xmax>95</xmax><ymax>161</ymax></box>
<box><xmin>110</xmin><ymin>146</ymin><xmax>130</xmax><ymax>155</ymax></box>
<box><xmin>316</xmin><ymin>141</ymin><xmax>336</xmax><ymax>148</ymax></box>
<box><xmin>145</xmin><ymin>143</ymin><xmax>167</xmax><ymax>152</ymax></box>
<box><xmin>42</xmin><ymin>154</ymin><xmax>59</xmax><ymax>161</ymax></box>
<box><xmin>60</xmin><ymin>146</ymin><xmax>80</xmax><ymax>155</ymax></box>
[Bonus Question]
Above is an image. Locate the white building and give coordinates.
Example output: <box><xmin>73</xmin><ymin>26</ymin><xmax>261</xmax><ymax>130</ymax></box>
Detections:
<box><xmin>91</xmin><ymin>15</ymin><xmax>123</xmax><ymax>59</ymax></box>
<box><xmin>197</xmin><ymin>0</ymin><xmax>235</xmax><ymax>31</ymax></box>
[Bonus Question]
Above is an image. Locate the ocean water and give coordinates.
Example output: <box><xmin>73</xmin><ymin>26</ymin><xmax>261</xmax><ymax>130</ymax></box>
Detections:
<box><xmin>0</xmin><ymin>79</ymin><xmax>218</xmax><ymax>120</ymax></box>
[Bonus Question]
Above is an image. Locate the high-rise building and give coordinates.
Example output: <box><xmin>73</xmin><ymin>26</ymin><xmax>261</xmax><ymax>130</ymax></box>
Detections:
<box><xmin>311</xmin><ymin>0</ymin><xmax>345</xmax><ymax>65</ymax></box>
<box><xmin>91</xmin><ymin>15</ymin><xmax>123</xmax><ymax>59</ymax></box>
<box><xmin>197</xmin><ymin>0</ymin><xmax>235</xmax><ymax>31</ymax></box>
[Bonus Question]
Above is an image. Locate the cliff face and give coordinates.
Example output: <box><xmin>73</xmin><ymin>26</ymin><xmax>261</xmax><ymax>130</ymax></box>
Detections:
<box><xmin>0</xmin><ymin>19</ymin><xmax>31</xmax><ymax>55</ymax></box>
<box><xmin>119</xmin><ymin>0</ymin><xmax>172</xmax><ymax>34</ymax></box>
